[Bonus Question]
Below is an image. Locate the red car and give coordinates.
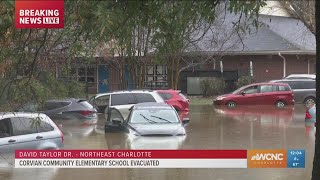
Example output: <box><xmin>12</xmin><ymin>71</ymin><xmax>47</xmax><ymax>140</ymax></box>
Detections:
<box><xmin>213</xmin><ymin>82</ymin><xmax>294</xmax><ymax>108</ymax></box>
<box><xmin>157</xmin><ymin>89</ymin><xmax>190</xmax><ymax>121</ymax></box>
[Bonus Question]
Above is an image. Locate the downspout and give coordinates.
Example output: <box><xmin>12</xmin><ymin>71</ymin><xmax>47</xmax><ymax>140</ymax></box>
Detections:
<box><xmin>307</xmin><ymin>59</ymin><xmax>310</xmax><ymax>74</ymax></box>
<box><xmin>278</xmin><ymin>52</ymin><xmax>286</xmax><ymax>78</ymax></box>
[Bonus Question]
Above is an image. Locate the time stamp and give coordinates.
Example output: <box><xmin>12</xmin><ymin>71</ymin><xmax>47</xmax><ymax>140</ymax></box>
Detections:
<box><xmin>287</xmin><ymin>150</ymin><xmax>305</xmax><ymax>168</ymax></box>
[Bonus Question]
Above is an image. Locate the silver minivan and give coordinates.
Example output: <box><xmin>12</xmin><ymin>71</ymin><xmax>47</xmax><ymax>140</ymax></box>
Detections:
<box><xmin>270</xmin><ymin>79</ymin><xmax>316</xmax><ymax>105</ymax></box>
<box><xmin>0</xmin><ymin>113</ymin><xmax>63</xmax><ymax>155</ymax></box>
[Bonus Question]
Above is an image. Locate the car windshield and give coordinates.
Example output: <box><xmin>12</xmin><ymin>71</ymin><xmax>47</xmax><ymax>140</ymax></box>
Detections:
<box><xmin>130</xmin><ymin>109</ymin><xmax>180</xmax><ymax>124</ymax></box>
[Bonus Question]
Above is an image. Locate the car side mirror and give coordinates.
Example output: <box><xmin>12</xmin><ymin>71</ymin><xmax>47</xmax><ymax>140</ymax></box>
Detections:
<box><xmin>112</xmin><ymin>118</ymin><xmax>123</xmax><ymax>125</ymax></box>
<box><xmin>241</xmin><ymin>91</ymin><xmax>246</xmax><ymax>96</ymax></box>
<box><xmin>182</xmin><ymin>118</ymin><xmax>190</xmax><ymax>126</ymax></box>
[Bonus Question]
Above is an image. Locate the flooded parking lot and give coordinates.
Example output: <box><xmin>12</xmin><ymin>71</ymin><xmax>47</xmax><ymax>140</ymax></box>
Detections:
<box><xmin>0</xmin><ymin>105</ymin><xmax>315</xmax><ymax>180</ymax></box>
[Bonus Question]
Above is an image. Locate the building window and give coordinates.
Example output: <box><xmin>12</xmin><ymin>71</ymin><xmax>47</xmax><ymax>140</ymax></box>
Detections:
<box><xmin>58</xmin><ymin>64</ymin><xmax>96</xmax><ymax>87</ymax></box>
<box><xmin>144</xmin><ymin>65</ymin><xmax>168</xmax><ymax>89</ymax></box>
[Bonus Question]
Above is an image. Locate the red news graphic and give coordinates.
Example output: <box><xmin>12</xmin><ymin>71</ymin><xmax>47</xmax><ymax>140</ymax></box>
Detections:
<box><xmin>15</xmin><ymin>0</ymin><xmax>64</xmax><ymax>29</ymax></box>
<box><xmin>15</xmin><ymin>150</ymin><xmax>248</xmax><ymax>168</ymax></box>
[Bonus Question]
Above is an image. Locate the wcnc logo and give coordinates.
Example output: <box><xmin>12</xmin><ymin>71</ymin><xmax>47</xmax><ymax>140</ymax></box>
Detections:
<box><xmin>248</xmin><ymin>150</ymin><xmax>287</xmax><ymax>168</ymax></box>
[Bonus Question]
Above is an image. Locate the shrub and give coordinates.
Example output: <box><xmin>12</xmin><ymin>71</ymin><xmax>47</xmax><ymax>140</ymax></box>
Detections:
<box><xmin>200</xmin><ymin>77</ymin><xmax>225</xmax><ymax>97</ymax></box>
<box><xmin>0</xmin><ymin>72</ymin><xmax>86</xmax><ymax>110</ymax></box>
<box><xmin>236</xmin><ymin>76</ymin><xmax>253</xmax><ymax>88</ymax></box>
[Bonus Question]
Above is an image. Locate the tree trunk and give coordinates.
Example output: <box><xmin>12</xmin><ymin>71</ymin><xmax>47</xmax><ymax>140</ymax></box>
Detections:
<box><xmin>174</xmin><ymin>58</ymin><xmax>180</xmax><ymax>89</ymax></box>
<box><xmin>311</xmin><ymin>1</ymin><xmax>320</xmax><ymax>179</ymax></box>
<box><xmin>171</xmin><ymin>58</ymin><xmax>175</xmax><ymax>89</ymax></box>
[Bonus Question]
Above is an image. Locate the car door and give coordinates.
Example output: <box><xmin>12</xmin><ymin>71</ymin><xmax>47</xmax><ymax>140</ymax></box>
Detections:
<box><xmin>0</xmin><ymin>118</ymin><xmax>14</xmax><ymax>161</ymax></box>
<box><xmin>110</xmin><ymin>93</ymin><xmax>136</xmax><ymax>119</ymax></box>
<box><xmin>257</xmin><ymin>85</ymin><xmax>275</xmax><ymax>105</ymax></box>
<box><xmin>9</xmin><ymin>117</ymin><xmax>40</xmax><ymax>150</ymax></box>
<box><xmin>36</xmin><ymin>117</ymin><xmax>61</xmax><ymax>150</ymax></box>
<box><xmin>236</xmin><ymin>85</ymin><xmax>259</xmax><ymax>105</ymax></box>
<box><xmin>93</xmin><ymin>95</ymin><xmax>111</xmax><ymax>113</ymax></box>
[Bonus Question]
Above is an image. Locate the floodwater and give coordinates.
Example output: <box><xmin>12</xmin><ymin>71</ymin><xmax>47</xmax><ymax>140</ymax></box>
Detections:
<box><xmin>0</xmin><ymin>105</ymin><xmax>315</xmax><ymax>180</ymax></box>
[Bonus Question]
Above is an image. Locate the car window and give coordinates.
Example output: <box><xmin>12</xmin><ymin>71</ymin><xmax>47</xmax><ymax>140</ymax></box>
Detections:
<box><xmin>10</xmin><ymin>117</ymin><xmax>38</xmax><ymax>136</ymax></box>
<box><xmin>278</xmin><ymin>85</ymin><xmax>290</xmax><ymax>91</ymax></box>
<box><xmin>37</xmin><ymin>121</ymin><xmax>54</xmax><ymax>132</ymax></box>
<box><xmin>285</xmin><ymin>81</ymin><xmax>315</xmax><ymax>89</ymax></box>
<box><xmin>111</xmin><ymin>93</ymin><xmax>136</xmax><ymax>106</ymax></box>
<box><xmin>135</xmin><ymin>93</ymin><xmax>156</xmax><ymax>103</ymax></box>
<box><xmin>304</xmin><ymin>81</ymin><xmax>316</xmax><ymax>89</ymax></box>
<box><xmin>260</xmin><ymin>85</ymin><xmax>273</xmax><ymax>93</ymax></box>
<box><xmin>243</xmin><ymin>85</ymin><xmax>258</xmax><ymax>94</ymax></box>
<box><xmin>158</xmin><ymin>93</ymin><xmax>172</xmax><ymax>100</ymax></box>
<box><xmin>108</xmin><ymin>108</ymin><xmax>124</xmax><ymax>122</ymax></box>
<box><xmin>42</xmin><ymin>101</ymin><xmax>71</xmax><ymax>111</ymax></box>
<box><xmin>95</xmin><ymin>95</ymin><xmax>110</xmax><ymax>106</ymax></box>
<box><xmin>0</xmin><ymin>118</ymin><xmax>11</xmax><ymax>138</ymax></box>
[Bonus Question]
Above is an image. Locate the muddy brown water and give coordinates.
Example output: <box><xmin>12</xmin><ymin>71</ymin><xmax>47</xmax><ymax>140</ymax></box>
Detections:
<box><xmin>0</xmin><ymin>105</ymin><xmax>315</xmax><ymax>180</ymax></box>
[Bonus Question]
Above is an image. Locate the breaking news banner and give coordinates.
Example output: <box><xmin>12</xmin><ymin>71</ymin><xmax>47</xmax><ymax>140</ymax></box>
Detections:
<box><xmin>15</xmin><ymin>0</ymin><xmax>64</xmax><ymax>29</ymax></box>
<box><xmin>14</xmin><ymin>149</ymin><xmax>305</xmax><ymax>168</ymax></box>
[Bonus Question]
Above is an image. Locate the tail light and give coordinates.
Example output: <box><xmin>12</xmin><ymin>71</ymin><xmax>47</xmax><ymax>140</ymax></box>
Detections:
<box><xmin>79</xmin><ymin>110</ymin><xmax>94</xmax><ymax>116</ymax></box>
<box><xmin>305</xmin><ymin>110</ymin><xmax>312</xmax><ymax>119</ymax></box>
<box><xmin>57</xmin><ymin>126</ymin><xmax>64</xmax><ymax>144</ymax></box>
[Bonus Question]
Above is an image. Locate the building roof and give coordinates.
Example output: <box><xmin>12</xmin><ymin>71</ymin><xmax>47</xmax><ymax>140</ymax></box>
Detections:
<box><xmin>184</xmin><ymin>7</ymin><xmax>315</xmax><ymax>55</ymax></box>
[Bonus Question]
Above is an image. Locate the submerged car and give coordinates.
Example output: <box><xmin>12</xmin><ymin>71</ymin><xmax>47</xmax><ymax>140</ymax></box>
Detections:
<box><xmin>89</xmin><ymin>90</ymin><xmax>165</xmax><ymax>119</ymax></box>
<box><xmin>214</xmin><ymin>82</ymin><xmax>294</xmax><ymax>108</ymax></box>
<box><xmin>156</xmin><ymin>89</ymin><xmax>190</xmax><ymax>112</ymax></box>
<box><xmin>0</xmin><ymin>113</ymin><xmax>64</xmax><ymax>153</ymax></box>
<box><xmin>157</xmin><ymin>89</ymin><xmax>190</xmax><ymax>121</ymax></box>
<box><xmin>104</xmin><ymin>102</ymin><xmax>188</xmax><ymax>136</ymax></box>
<box><xmin>270</xmin><ymin>78</ymin><xmax>316</xmax><ymax>105</ymax></box>
<box><xmin>17</xmin><ymin>98</ymin><xmax>97</xmax><ymax>121</ymax></box>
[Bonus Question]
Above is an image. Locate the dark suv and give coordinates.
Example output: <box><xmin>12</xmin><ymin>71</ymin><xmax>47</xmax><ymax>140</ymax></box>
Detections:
<box><xmin>270</xmin><ymin>79</ymin><xmax>315</xmax><ymax>105</ymax></box>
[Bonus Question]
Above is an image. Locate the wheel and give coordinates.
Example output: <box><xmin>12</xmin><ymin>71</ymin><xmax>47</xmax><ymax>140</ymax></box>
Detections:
<box><xmin>226</xmin><ymin>101</ymin><xmax>237</xmax><ymax>108</ymax></box>
<box><xmin>304</xmin><ymin>97</ymin><xmax>315</xmax><ymax>106</ymax></box>
<box><xmin>275</xmin><ymin>101</ymin><xmax>286</xmax><ymax>108</ymax></box>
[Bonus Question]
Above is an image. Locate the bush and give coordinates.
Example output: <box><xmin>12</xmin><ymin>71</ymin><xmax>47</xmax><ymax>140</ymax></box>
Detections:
<box><xmin>0</xmin><ymin>72</ymin><xmax>86</xmax><ymax>110</ymax></box>
<box><xmin>200</xmin><ymin>77</ymin><xmax>225</xmax><ymax>97</ymax></box>
<box><xmin>236</xmin><ymin>76</ymin><xmax>253</xmax><ymax>88</ymax></box>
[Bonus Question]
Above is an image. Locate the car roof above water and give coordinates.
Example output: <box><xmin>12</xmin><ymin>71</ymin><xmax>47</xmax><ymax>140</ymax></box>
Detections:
<box><xmin>132</xmin><ymin>102</ymin><xmax>173</xmax><ymax>110</ymax></box>
<box><xmin>95</xmin><ymin>90</ymin><xmax>156</xmax><ymax>97</ymax></box>
<box><xmin>0</xmin><ymin>112</ymin><xmax>48</xmax><ymax>119</ymax></box>
<box><xmin>270</xmin><ymin>78</ymin><xmax>315</xmax><ymax>82</ymax></box>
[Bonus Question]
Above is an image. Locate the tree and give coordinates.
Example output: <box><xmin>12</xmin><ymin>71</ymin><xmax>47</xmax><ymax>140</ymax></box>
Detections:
<box><xmin>94</xmin><ymin>0</ymin><xmax>266</xmax><ymax>89</ymax></box>
<box><xmin>311</xmin><ymin>1</ymin><xmax>319</xmax><ymax>179</ymax></box>
<box><xmin>281</xmin><ymin>0</ymin><xmax>315</xmax><ymax>35</ymax></box>
<box><xmin>0</xmin><ymin>0</ymin><xmax>267</xmax><ymax>108</ymax></box>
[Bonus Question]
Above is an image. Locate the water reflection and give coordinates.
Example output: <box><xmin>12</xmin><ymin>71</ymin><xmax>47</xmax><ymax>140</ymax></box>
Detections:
<box><xmin>0</xmin><ymin>105</ymin><xmax>315</xmax><ymax>180</ymax></box>
<box><xmin>214</xmin><ymin>105</ymin><xmax>294</xmax><ymax>125</ymax></box>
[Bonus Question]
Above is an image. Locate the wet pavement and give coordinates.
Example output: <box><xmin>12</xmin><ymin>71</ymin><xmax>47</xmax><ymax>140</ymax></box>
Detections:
<box><xmin>0</xmin><ymin>105</ymin><xmax>315</xmax><ymax>180</ymax></box>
